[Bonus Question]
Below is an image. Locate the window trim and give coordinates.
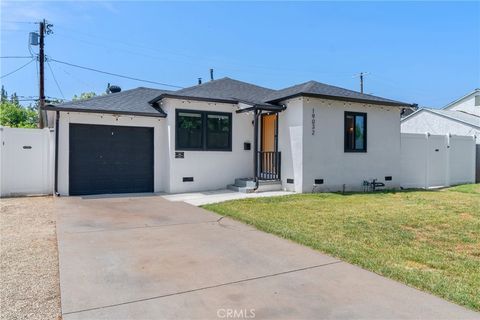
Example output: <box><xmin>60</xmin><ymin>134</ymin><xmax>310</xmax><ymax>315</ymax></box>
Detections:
<box><xmin>344</xmin><ymin>111</ymin><xmax>367</xmax><ymax>153</ymax></box>
<box><xmin>175</xmin><ymin>109</ymin><xmax>232</xmax><ymax>152</ymax></box>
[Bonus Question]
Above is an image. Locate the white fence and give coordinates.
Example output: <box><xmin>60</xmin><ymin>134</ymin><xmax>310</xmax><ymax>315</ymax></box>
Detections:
<box><xmin>400</xmin><ymin>133</ymin><xmax>476</xmax><ymax>189</ymax></box>
<box><xmin>0</xmin><ymin>127</ymin><xmax>54</xmax><ymax>197</ymax></box>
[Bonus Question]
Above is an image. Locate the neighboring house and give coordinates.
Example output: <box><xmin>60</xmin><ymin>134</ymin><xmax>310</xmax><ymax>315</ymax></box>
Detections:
<box><xmin>401</xmin><ymin>89</ymin><xmax>480</xmax><ymax>143</ymax></box>
<box><xmin>401</xmin><ymin>89</ymin><xmax>480</xmax><ymax>182</ymax></box>
<box><xmin>43</xmin><ymin>78</ymin><xmax>413</xmax><ymax>196</ymax></box>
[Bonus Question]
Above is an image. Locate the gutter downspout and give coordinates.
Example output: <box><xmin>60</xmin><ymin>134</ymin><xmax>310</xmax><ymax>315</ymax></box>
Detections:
<box><xmin>54</xmin><ymin>111</ymin><xmax>60</xmax><ymax>196</ymax></box>
<box><xmin>253</xmin><ymin>108</ymin><xmax>260</xmax><ymax>190</ymax></box>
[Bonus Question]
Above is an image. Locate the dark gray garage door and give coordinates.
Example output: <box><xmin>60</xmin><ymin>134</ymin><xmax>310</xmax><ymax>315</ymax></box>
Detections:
<box><xmin>69</xmin><ymin>124</ymin><xmax>154</xmax><ymax>196</ymax></box>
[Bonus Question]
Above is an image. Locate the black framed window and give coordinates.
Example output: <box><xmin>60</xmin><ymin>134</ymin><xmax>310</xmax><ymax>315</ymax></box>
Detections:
<box><xmin>176</xmin><ymin>111</ymin><xmax>203</xmax><ymax>150</ymax></box>
<box><xmin>176</xmin><ymin>109</ymin><xmax>232</xmax><ymax>151</ymax></box>
<box><xmin>345</xmin><ymin>111</ymin><xmax>367</xmax><ymax>152</ymax></box>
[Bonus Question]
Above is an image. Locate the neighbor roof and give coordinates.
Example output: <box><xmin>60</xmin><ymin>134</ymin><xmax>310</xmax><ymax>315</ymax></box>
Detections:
<box><xmin>443</xmin><ymin>88</ymin><xmax>480</xmax><ymax>110</ymax></box>
<box><xmin>264</xmin><ymin>80</ymin><xmax>410</xmax><ymax>107</ymax></box>
<box><xmin>43</xmin><ymin>87</ymin><xmax>172</xmax><ymax>117</ymax></box>
<box><xmin>402</xmin><ymin>108</ymin><xmax>480</xmax><ymax>129</ymax></box>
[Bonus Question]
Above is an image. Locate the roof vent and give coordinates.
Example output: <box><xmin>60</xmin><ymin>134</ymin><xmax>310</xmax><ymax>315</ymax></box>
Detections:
<box><xmin>106</xmin><ymin>83</ymin><xmax>121</xmax><ymax>94</ymax></box>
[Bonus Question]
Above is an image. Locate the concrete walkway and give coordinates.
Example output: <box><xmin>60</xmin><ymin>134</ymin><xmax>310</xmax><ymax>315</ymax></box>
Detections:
<box><xmin>161</xmin><ymin>189</ymin><xmax>293</xmax><ymax>206</ymax></box>
<box><xmin>55</xmin><ymin>195</ymin><xmax>479</xmax><ymax>320</ymax></box>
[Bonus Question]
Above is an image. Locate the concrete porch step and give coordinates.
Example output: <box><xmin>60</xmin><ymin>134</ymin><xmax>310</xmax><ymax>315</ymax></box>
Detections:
<box><xmin>227</xmin><ymin>178</ymin><xmax>283</xmax><ymax>193</ymax></box>
<box><xmin>227</xmin><ymin>184</ymin><xmax>255</xmax><ymax>193</ymax></box>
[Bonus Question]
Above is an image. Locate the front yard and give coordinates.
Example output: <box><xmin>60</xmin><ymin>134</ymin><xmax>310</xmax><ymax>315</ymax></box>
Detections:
<box><xmin>203</xmin><ymin>184</ymin><xmax>480</xmax><ymax>311</ymax></box>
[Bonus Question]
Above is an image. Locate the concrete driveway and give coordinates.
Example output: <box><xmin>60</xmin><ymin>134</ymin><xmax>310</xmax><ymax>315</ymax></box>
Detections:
<box><xmin>55</xmin><ymin>195</ymin><xmax>478</xmax><ymax>320</ymax></box>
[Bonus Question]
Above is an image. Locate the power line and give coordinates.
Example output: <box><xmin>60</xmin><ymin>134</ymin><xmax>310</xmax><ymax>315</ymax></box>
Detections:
<box><xmin>2</xmin><ymin>21</ymin><xmax>36</xmax><ymax>24</ymax></box>
<box><xmin>0</xmin><ymin>58</ymin><xmax>35</xmax><ymax>79</ymax></box>
<box><xmin>48</xmin><ymin>58</ymin><xmax>184</xmax><ymax>89</ymax></box>
<box><xmin>0</xmin><ymin>56</ymin><xmax>34</xmax><ymax>59</ymax></box>
<box><xmin>46</xmin><ymin>60</ymin><xmax>65</xmax><ymax>99</ymax></box>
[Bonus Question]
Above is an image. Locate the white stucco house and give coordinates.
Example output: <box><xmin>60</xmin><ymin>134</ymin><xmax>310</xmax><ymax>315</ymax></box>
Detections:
<box><xmin>43</xmin><ymin>78</ymin><xmax>414</xmax><ymax>196</ymax></box>
<box><xmin>401</xmin><ymin>89</ymin><xmax>480</xmax><ymax>143</ymax></box>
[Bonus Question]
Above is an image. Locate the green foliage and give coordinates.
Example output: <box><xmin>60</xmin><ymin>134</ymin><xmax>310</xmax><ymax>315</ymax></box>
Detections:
<box><xmin>1</xmin><ymin>85</ymin><xmax>8</xmax><ymax>102</ymax></box>
<box><xmin>72</xmin><ymin>92</ymin><xmax>96</xmax><ymax>101</ymax></box>
<box><xmin>0</xmin><ymin>100</ymin><xmax>39</xmax><ymax>128</ymax></box>
<box><xmin>203</xmin><ymin>185</ymin><xmax>480</xmax><ymax>311</ymax></box>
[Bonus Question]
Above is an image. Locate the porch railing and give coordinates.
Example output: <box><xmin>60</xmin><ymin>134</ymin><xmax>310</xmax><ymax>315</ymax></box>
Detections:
<box><xmin>256</xmin><ymin>151</ymin><xmax>281</xmax><ymax>180</ymax></box>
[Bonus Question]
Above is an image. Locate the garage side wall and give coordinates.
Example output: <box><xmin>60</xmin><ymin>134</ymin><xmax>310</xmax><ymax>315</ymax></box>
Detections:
<box><xmin>302</xmin><ymin>98</ymin><xmax>401</xmax><ymax>192</ymax></box>
<box><xmin>57</xmin><ymin>112</ymin><xmax>165</xmax><ymax>195</ymax></box>
<box><xmin>162</xmin><ymin>98</ymin><xmax>254</xmax><ymax>193</ymax></box>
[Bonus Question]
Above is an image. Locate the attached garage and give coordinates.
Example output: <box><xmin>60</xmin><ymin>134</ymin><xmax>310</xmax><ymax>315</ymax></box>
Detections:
<box><xmin>69</xmin><ymin>124</ymin><xmax>154</xmax><ymax>195</ymax></box>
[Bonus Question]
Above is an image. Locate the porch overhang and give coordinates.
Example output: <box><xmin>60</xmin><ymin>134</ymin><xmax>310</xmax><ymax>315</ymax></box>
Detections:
<box><xmin>236</xmin><ymin>103</ymin><xmax>286</xmax><ymax>114</ymax></box>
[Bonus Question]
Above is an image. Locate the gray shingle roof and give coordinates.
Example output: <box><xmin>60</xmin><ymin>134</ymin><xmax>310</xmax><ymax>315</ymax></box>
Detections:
<box><xmin>264</xmin><ymin>80</ymin><xmax>410</xmax><ymax>106</ymax></box>
<box><xmin>44</xmin><ymin>87</ymin><xmax>172</xmax><ymax>117</ymax></box>
<box><xmin>44</xmin><ymin>78</ymin><xmax>412</xmax><ymax>116</ymax></box>
<box><xmin>155</xmin><ymin>77</ymin><xmax>276</xmax><ymax>106</ymax></box>
<box><xmin>421</xmin><ymin>109</ymin><xmax>480</xmax><ymax>128</ymax></box>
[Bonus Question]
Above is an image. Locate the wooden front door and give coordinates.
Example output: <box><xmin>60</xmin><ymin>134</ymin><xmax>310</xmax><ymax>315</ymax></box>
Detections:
<box><xmin>261</xmin><ymin>114</ymin><xmax>277</xmax><ymax>152</ymax></box>
<box><xmin>260</xmin><ymin>114</ymin><xmax>278</xmax><ymax>178</ymax></box>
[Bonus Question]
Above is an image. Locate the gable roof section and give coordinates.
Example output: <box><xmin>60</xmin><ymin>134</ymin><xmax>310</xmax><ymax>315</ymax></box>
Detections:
<box><xmin>402</xmin><ymin>108</ymin><xmax>480</xmax><ymax>129</ymax></box>
<box><xmin>443</xmin><ymin>88</ymin><xmax>480</xmax><ymax>110</ymax></box>
<box><xmin>150</xmin><ymin>77</ymin><xmax>277</xmax><ymax>107</ymax></box>
<box><xmin>264</xmin><ymin>80</ymin><xmax>410</xmax><ymax>107</ymax></box>
<box><xmin>43</xmin><ymin>78</ymin><xmax>413</xmax><ymax>116</ymax></box>
<box><xmin>43</xmin><ymin>87</ymin><xmax>172</xmax><ymax>117</ymax></box>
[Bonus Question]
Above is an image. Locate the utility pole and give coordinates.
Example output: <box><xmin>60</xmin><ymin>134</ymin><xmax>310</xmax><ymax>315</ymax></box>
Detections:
<box><xmin>38</xmin><ymin>20</ymin><xmax>45</xmax><ymax>128</ymax></box>
<box><xmin>37</xmin><ymin>19</ymin><xmax>53</xmax><ymax>128</ymax></box>
<box><xmin>360</xmin><ymin>72</ymin><xmax>364</xmax><ymax>94</ymax></box>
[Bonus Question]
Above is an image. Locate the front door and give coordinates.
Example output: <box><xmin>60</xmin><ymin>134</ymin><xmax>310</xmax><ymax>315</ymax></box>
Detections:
<box><xmin>261</xmin><ymin>114</ymin><xmax>276</xmax><ymax>152</ymax></box>
<box><xmin>260</xmin><ymin>114</ymin><xmax>278</xmax><ymax>179</ymax></box>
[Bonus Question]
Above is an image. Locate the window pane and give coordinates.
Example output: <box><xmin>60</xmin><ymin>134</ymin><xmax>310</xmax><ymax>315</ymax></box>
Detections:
<box><xmin>355</xmin><ymin>116</ymin><xmax>365</xmax><ymax>150</ymax></box>
<box><xmin>177</xmin><ymin>112</ymin><xmax>202</xmax><ymax>149</ymax></box>
<box><xmin>345</xmin><ymin>115</ymin><xmax>355</xmax><ymax>150</ymax></box>
<box><xmin>207</xmin><ymin>114</ymin><xmax>230</xmax><ymax>150</ymax></box>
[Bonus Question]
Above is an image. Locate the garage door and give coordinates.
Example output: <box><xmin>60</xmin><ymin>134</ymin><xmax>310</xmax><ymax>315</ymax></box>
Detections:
<box><xmin>69</xmin><ymin>124</ymin><xmax>154</xmax><ymax>196</ymax></box>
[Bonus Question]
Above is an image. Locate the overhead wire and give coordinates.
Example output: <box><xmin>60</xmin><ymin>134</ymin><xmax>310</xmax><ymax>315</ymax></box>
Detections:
<box><xmin>0</xmin><ymin>58</ymin><xmax>35</xmax><ymax>79</ymax></box>
<box><xmin>0</xmin><ymin>56</ymin><xmax>33</xmax><ymax>59</ymax></box>
<box><xmin>46</xmin><ymin>59</ymin><xmax>65</xmax><ymax>99</ymax></box>
<box><xmin>48</xmin><ymin>58</ymin><xmax>184</xmax><ymax>89</ymax></box>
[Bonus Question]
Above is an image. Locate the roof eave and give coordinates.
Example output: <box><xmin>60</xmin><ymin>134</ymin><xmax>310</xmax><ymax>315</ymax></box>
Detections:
<box><xmin>266</xmin><ymin>93</ymin><xmax>412</xmax><ymax>107</ymax></box>
<box><xmin>149</xmin><ymin>93</ymin><xmax>237</xmax><ymax>105</ymax></box>
<box><xmin>42</xmin><ymin>105</ymin><xmax>167</xmax><ymax>118</ymax></box>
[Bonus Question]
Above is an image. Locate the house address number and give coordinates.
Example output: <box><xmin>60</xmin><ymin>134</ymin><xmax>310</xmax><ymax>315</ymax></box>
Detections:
<box><xmin>311</xmin><ymin>108</ymin><xmax>316</xmax><ymax>135</ymax></box>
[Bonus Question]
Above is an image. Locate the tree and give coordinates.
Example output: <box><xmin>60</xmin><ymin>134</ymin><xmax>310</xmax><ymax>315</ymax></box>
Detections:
<box><xmin>72</xmin><ymin>92</ymin><xmax>97</xmax><ymax>101</ymax></box>
<box><xmin>0</xmin><ymin>100</ymin><xmax>38</xmax><ymax>128</ymax></box>
<box><xmin>1</xmin><ymin>85</ymin><xmax>7</xmax><ymax>102</ymax></box>
<box><xmin>10</xmin><ymin>92</ymin><xmax>19</xmax><ymax>105</ymax></box>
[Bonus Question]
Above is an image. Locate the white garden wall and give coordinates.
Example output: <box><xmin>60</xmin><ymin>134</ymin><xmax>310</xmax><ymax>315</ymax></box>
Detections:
<box><xmin>0</xmin><ymin>127</ymin><xmax>54</xmax><ymax>197</ymax></box>
<box><xmin>400</xmin><ymin>133</ymin><xmax>475</xmax><ymax>189</ymax></box>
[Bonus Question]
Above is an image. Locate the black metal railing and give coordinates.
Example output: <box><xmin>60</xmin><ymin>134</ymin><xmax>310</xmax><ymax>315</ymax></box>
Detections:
<box><xmin>257</xmin><ymin>151</ymin><xmax>281</xmax><ymax>180</ymax></box>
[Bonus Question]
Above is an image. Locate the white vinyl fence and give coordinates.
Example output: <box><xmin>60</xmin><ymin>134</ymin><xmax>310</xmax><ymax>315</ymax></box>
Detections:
<box><xmin>0</xmin><ymin>127</ymin><xmax>54</xmax><ymax>197</ymax></box>
<box><xmin>400</xmin><ymin>133</ymin><xmax>476</xmax><ymax>189</ymax></box>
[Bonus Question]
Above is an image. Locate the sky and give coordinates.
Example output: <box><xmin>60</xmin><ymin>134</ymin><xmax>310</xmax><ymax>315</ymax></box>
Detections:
<box><xmin>1</xmin><ymin>1</ymin><xmax>479</xmax><ymax>108</ymax></box>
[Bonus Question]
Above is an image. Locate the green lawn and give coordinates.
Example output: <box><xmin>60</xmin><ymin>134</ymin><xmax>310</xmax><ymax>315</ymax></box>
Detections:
<box><xmin>203</xmin><ymin>184</ymin><xmax>480</xmax><ymax>311</ymax></box>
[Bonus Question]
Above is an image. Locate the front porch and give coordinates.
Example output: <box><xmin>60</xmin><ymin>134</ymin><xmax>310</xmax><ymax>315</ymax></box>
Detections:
<box><xmin>228</xmin><ymin>104</ymin><xmax>284</xmax><ymax>193</ymax></box>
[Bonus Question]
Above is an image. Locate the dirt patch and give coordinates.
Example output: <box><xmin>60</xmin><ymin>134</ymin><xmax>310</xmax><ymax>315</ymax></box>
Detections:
<box><xmin>0</xmin><ymin>196</ymin><xmax>61</xmax><ymax>320</ymax></box>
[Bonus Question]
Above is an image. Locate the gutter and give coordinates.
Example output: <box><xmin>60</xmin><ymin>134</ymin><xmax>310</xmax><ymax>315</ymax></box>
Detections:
<box><xmin>42</xmin><ymin>105</ymin><xmax>167</xmax><ymax>118</ymax></box>
<box><xmin>54</xmin><ymin>111</ymin><xmax>60</xmax><ymax>196</ymax></box>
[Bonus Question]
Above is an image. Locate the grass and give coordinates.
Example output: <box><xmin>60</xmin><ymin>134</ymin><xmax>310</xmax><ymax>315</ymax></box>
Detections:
<box><xmin>202</xmin><ymin>184</ymin><xmax>480</xmax><ymax>311</ymax></box>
